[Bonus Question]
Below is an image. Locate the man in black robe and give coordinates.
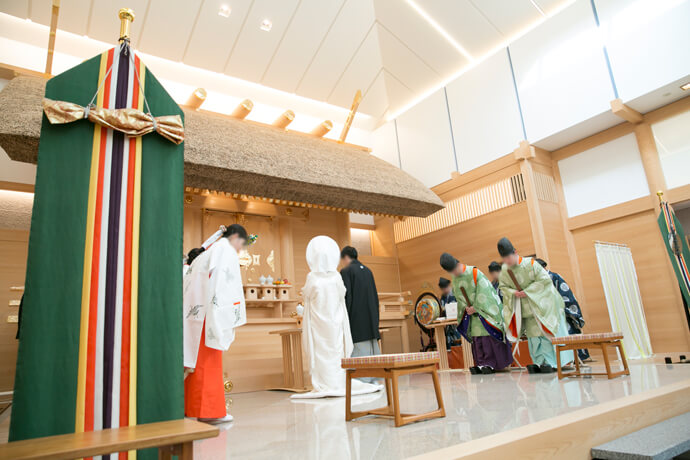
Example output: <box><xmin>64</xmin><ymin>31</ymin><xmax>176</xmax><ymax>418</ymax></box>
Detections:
<box><xmin>488</xmin><ymin>261</ymin><xmax>503</xmax><ymax>300</ymax></box>
<box><xmin>439</xmin><ymin>277</ymin><xmax>462</xmax><ymax>349</ymax></box>
<box><xmin>340</xmin><ymin>246</ymin><xmax>381</xmax><ymax>368</ymax></box>
<box><xmin>536</xmin><ymin>258</ymin><xmax>590</xmax><ymax>361</ymax></box>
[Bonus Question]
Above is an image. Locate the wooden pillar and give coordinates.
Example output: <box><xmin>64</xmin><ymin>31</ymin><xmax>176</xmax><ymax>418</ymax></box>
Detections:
<box><xmin>633</xmin><ymin>121</ymin><xmax>690</xmax><ymax>347</ymax></box>
<box><xmin>514</xmin><ymin>141</ymin><xmax>549</xmax><ymax>261</ymax></box>
<box><xmin>335</xmin><ymin>212</ymin><xmax>351</xmax><ymax>250</ymax></box>
<box><xmin>551</xmin><ymin>160</ymin><xmax>587</xmax><ymax>304</ymax></box>
<box><xmin>45</xmin><ymin>0</ymin><xmax>60</xmax><ymax>75</ymax></box>
<box><xmin>634</xmin><ymin>122</ymin><xmax>667</xmax><ymax>199</ymax></box>
<box><xmin>279</xmin><ymin>218</ymin><xmax>295</xmax><ymax>283</ymax></box>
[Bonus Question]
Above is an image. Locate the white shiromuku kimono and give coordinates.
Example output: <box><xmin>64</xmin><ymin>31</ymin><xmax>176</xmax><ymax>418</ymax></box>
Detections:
<box><xmin>292</xmin><ymin>236</ymin><xmax>381</xmax><ymax>399</ymax></box>
<box><xmin>183</xmin><ymin>237</ymin><xmax>247</xmax><ymax>369</ymax></box>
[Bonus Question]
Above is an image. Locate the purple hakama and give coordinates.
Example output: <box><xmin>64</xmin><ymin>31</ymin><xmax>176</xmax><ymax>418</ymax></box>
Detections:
<box><xmin>471</xmin><ymin>336</ymin><xmax>513</xmax><ymax>369</ymax></box>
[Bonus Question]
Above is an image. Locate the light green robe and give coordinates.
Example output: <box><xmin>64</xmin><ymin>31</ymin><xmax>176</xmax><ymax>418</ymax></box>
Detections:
<box><xmin>452</xmin><ymin>265</ymin><xmax>504</xmax><ymax>338</ymax></box>
<box><xmin>498</xmin><ymin>257</ymin><xmax>565</xmax><ymax>340</ymax></box>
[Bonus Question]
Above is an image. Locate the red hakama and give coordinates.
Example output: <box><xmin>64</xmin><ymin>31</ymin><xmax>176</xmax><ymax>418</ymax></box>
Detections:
<box><xmin>184</xmin><ymin>323</ymin><xmax>226</xmax><ymax>418</ymax></box>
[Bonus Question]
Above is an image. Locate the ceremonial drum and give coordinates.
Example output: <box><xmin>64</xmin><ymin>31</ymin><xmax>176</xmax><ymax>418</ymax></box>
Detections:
<box><xmin>415</xmin><ymin>294</ymin><xmax>440</xmax><ymax>326</ymax></box>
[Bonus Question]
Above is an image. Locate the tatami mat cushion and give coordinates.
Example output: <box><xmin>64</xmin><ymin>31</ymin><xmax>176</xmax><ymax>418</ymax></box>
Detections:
<box><xmin>551</xmin><ymin>332</ymin><xmax>623</xmax><ymax>345</ymax></box>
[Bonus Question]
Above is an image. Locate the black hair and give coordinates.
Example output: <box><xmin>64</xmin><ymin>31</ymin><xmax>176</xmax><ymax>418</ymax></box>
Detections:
<box><xmin>440</xmin><ymin>252</ymin><xmax>459</xmax><ymax>272</ymax></box>
<box><xmin>497</xmin><ymin>237</ymin><xmax>515</xmax><ymax>257</ymax></box>
<box><xmin>488</xmin><ymin>261</ymin><xmax>502</xmax><ymax>273</ymax></box>
<box><xmin>187</xmin><ymin>247</ymin><xmax>205</xmax><ymax>265</ymax></box>
<box><xmin>223</xmin><ymin>223</ymin><xmax>248</xmax><ymax>241</ymax></box>
<box><xmin>438</xmin><ymin>277</ymin><xmax>450</xmax><ymax>288</ymax></box>
<box><xmin>536</xmin><ymin>258</ymin><xmax>547</xmax><ymax>269</ymax></box>
<box><xmin>340</xmin><ymin>246</ymin><xmax>358</xmax><ymax>260</ymax></box>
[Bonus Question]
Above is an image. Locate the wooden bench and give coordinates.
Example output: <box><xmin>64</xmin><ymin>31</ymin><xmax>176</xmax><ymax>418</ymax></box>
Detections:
<box><xmin>341</xmin><ymin>352</ymin><xmax>445</xmax><ymax>427</ymax></box>
<box><xmin>551</xmin><ymin>332</ymin><xmax>630</xmax><ymax>380</ymax></box>
<box><xmin>0</xmin><ymin>419</ymin><xmax>219</xmax><ymax>460</ymax></box>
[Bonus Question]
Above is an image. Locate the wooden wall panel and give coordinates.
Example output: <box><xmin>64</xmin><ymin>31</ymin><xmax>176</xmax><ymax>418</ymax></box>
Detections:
<box><xmin>397</xmin><ymin>202</ymin><xmax>534</xmax><ymax>302</ymax></box>
<box><xmin>182</xmin><ymin>206</ymin><xmax>202</xmax><ymax>255</ymax></box>
<box><xmin>0</xmin><ymin>229</ymin><xmax>28</xmax><ymax>392</ymax></box>
<box><xmin>371</xmin><ymin>216</ymin><xmax>398</xmax><ymax>258</ymax></box>
<box><xmin>292</xmin><ymin>209</ymin><xmax>345</xmax><ymax>288</ymax></box>
<box><xmin>571</xmin><ymin>210</ymin><xmax>690</xmax><ymax>352</ymax></box>
<box><xmin>539</xmin><ymin>200</ymin><xmax>575</xmax><ymax>284</ymax></box>
<box><xmin>359</xmin><ymin>255</ymin><xmax>401</xmax><ymax>293</ymax></box>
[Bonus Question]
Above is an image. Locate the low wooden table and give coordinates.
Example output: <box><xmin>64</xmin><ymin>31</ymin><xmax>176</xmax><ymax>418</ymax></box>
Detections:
<box><xmin>341</xmin><ymin>352</ymin><xmax>445</xmax><ymax>427</ymax></box>
<box><xmin>269</xmin><ymin>328</ymin><xmax>308</xmax><ymax>392</ymax></box>
<box><xmin>0</xmin><ymin>419</ymin><xmax>218</xmax><ymax>460</ymax></box>
<box><xmin>551</xmin><ymin>332</ymin><xmax>629</xmax><ymax>380</ymax></box>
<box><xmin>426</xmin><ymin>318</ymin><xmax>458</xmax><ymax>371</ymax></box>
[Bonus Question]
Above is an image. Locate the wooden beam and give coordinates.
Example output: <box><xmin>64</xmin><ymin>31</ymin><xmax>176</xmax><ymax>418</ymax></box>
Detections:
<box><xmin>45</xmin><ymin>0</ymin><xmax>60</xmax><ymax>75</ymax></box>
<box><xmin>339</xmin><ymin>90</ymin><xmax>362</xmax><ymax>143</ymax></box>
<box><xmin>0</xmin><ymin>181</ymin><xmax>35</xmax><ymax>193</ymax></box>
<box><xmin>513</xmin><ymin>140</ymin><xmax>536</xmax><ymax>161</ymax></box>
<box><xmin>551</xmin><ymin>121</ymin><xmax>634</xmax><ymax>162</ymax></box>
<box><xmin>566</xmin><ymin>196</ymin><xmax>651</xmax><ymax>231</ymax></box>
<box><xmin>611</xmin><ymin>98</ymin><xmax>643</xmax><ymax>124</ymax></box>
<box><xmin>0</xmin><ymin>63</ymin><xmax>51</xmax><ymax>80</ymax></box>
<box><xmin>350</xmin><ymin>222</ymin><xmax>376</xmax><ymax>230</ymax></box>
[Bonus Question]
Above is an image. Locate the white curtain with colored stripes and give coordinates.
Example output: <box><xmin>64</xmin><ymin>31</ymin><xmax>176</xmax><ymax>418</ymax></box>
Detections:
<box><xmin>594</xmin><ymin>242</ymin><xmax>653</xmax><ymax>359</ymax></box>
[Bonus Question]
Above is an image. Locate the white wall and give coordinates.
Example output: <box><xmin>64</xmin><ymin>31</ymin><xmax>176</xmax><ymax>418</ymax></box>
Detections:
<box><xmin>595</xmin><ymin>0</ymin><xmax>690</xmax><ymax>103</ymax></box>
<box><xmin>371</xmin><ymin>121</ymin><xmax>400</xmax><ymax>168</ymax></box>
<box><xmin>446</xmin><ymin>50</ymin><xmax>524</xmax><ymax>173</ymax></box>
<box><xmin>395</xmin><ymin>89</ymin><xmax>456</xmax><ymax>187</ymax></box>
<box><xmin>508</xmin><ymin>0</ymin><xmax>615</xmax><ymax>142</ymax></box>
<box><xmin>653</xmin><ymin>110</ymin><xmax>690</xmax><ymax>190</ymax></box>
<box><xmin>0</xmin><ymin>148</ymin><xmax>36</xmax><ymax>185</ymax></box>
<box><xmin>558</xmin><ymin>133</ymin><xmax>649</xmax><ymax>217</ymax></box>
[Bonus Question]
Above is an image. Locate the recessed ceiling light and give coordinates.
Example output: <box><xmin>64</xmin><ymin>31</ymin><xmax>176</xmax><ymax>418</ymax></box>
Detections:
<box><xmin>260</xmin><ymin>19</ymin><xmax>272</xmax><ymax>31</ymax></box>
<box><xmin>218</xmin><ymin>4</ymin><xmax>231</xmax><ymax>18</ymax></box>
<box><xmin>681</xmin><ymin>82</ymin><xmax>690</xmax><ymax>91</ymax></box>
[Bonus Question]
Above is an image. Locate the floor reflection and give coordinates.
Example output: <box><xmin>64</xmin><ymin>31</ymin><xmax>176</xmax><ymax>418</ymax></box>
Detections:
<box><xmin>196</xmin><ymin>362</ymin><xmax>685</xmax><ymax>459</ymax></box>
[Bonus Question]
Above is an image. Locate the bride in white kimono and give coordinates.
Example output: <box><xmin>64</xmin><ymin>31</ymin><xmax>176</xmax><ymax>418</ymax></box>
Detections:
<box><xmin>292</xmin><ymin>236</ymin><xmax>381</xmax><ymax>399</ymax></box>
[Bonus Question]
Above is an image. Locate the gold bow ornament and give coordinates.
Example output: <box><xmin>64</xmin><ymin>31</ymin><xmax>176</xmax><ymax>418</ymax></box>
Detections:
<box><xmin>42</xmin><ymin>98</ymin><xmax>184</xmax><ymax>145</ymax></box>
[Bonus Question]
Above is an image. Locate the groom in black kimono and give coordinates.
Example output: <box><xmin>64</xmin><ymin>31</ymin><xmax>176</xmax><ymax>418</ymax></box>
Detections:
<box><xmin>340</xmin><ymin>246</ymin><xmax>381</xmax><ymax>371</ymax></box>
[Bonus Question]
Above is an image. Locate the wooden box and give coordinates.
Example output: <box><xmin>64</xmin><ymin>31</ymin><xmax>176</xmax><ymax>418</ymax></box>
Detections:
<box><xmin>278</xmin><ymin>287</ymin><xmax>290</xmax><ymax>300</ymax></box>
<box><xmin>261</xmin><ymin>286</ymin><xmax>276</xmax><ymax>300</ymax></box>
<box><xmin>245</xmin><ymin>286</ymin><xmax>259</xmax><ymax>300</ymax></box>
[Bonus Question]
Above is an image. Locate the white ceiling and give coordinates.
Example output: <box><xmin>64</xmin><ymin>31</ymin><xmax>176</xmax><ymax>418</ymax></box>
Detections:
<box><xmin>0</xmin><ymin>0</ymin><xmax>571</xmax><ymax>120</ymax></box>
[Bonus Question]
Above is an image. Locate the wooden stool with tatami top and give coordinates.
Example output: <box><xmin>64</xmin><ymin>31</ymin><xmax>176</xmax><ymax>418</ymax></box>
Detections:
<box><xmin>551</xmin><ymin>332</ymin><xmax>629</xmax><ymax>379</ymax></box>
<box><xmin>341</xmin><ymin>352</ymin><xmax>445</xmax><ymax>427</ymax></box>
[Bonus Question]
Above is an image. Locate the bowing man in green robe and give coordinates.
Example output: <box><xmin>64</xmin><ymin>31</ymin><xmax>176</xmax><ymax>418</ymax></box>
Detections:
<box><xmin>440</xmin><ymin>253</ymin><xmax>512</xmax><ymax>374</ymax></box>
<box><xmin>496</xmin><ymin>238</ymin><xmax>573</xmax><ymax>374</ymax></box>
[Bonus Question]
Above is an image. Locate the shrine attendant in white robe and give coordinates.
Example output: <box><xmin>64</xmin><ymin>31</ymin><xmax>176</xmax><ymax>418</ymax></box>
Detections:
<box><xmin>292</xmin><ymin>236</ymin><xmax>381</xmax><ymax>399</ymax></box>
<box><xmin>183</xmin><ymin>224</ymin><xmax>248</xmax><ymax>422</ymax></box>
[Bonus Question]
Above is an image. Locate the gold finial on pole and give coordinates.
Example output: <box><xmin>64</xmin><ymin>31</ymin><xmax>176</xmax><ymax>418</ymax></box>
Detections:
<box><xmin>118</xmin><ymin>8</ymin><xmax>135</xmax><ymax>42</ymax></box>
<box><xmin>657</xmin><ymin>190</ymin><xmax>664</xmax><ymax>207</ymax></box>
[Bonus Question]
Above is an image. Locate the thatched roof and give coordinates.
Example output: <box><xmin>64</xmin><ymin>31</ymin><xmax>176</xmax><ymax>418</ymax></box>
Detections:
<box><xmin>0</xmin><ymin>76</ymin><xmax>442</xmax><ymax>217</ymax></box>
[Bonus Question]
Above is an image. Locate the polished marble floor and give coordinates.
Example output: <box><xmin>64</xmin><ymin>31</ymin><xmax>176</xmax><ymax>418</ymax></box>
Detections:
<box><xmin>1</xmin><ymin>362</ymin><xmax>689</xmax><ymax>459</ymax></box>
<box><xmin>196</xmin><ymin>362</ymin><xmax>690</xmax><ymax>459</ymax></box>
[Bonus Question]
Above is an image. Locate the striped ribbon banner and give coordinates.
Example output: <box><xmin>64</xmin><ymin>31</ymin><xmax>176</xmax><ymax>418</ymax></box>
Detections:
<box><xmin>10</xmin><ymin>43</ymin><xmax>184</xmax><ymax>460</ymax></box>
<box><xmin>658</xmin><ymin>201</ymin><xmax>690</xmax><ymax>309</ymax></box>
<box><xmin>74</xmin><ymin>46</ymin><xmax>143</xmax><ymax>458</ymax></box>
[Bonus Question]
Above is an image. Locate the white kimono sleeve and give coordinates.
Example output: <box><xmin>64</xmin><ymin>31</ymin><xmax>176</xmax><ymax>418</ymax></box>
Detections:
<box><xmin>205</xmin><ymin>240</ymin><xmax>247</xmax><ymax>351</ymax></box>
